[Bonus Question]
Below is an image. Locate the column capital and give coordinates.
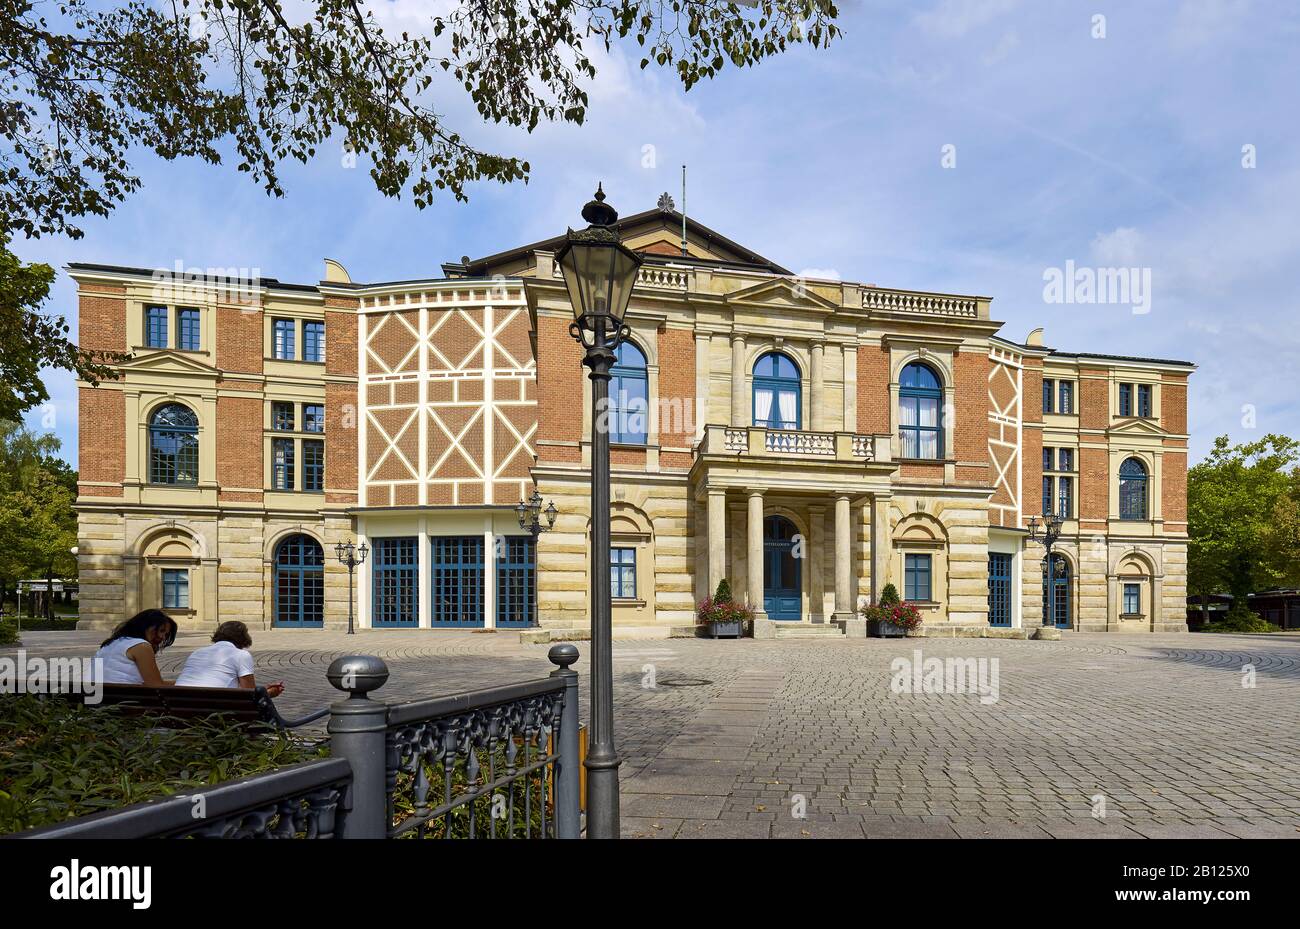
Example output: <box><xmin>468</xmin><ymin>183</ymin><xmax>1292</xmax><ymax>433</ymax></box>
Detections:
<box><xmin>746</xmin><ymin>487</ymin><xmax>767</xmax><ymax>498</ymax></box>
<box><xmin>730</xmin><ymin>332</ymin><xmax>746</xmax><ymax>345</ymax></box>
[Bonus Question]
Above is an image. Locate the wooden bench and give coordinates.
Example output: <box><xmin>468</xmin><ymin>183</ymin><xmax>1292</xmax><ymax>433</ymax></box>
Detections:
<box><xmin>89</xmin><ymin>683</ymin><xmax>329</xmax><ymax>730</ymax></box>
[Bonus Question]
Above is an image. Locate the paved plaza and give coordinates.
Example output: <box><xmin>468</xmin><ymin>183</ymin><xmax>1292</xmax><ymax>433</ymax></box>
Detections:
<box><xmin>10</xmin><ymin>628</ymin><xmax>1300</xmax><ymax>839</ymax></box>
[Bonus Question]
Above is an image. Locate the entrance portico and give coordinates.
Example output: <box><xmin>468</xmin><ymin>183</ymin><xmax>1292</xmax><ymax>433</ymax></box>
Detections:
<box><xmin>692</xmin><ymin>424</ymin><xmax>897</xmax><ymax>634</ymax></box>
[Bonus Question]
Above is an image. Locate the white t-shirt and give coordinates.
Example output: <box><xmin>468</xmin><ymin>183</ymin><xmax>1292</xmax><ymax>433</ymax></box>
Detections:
<box><xmin>94</xmin><ymin>636</ymin><xmax>150</xmax><ymax>684</ymax></box>
<box><xmin>176</xmin><ymin>640</ymin><xmax>255</xmax><ymax>688</ymax></box>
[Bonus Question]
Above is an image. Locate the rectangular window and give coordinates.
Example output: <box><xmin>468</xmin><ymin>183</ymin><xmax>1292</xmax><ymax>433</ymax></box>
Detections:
<box><xmin>988</xmin><ymin>553</ymin><xmax>1012</xmax><ymax>627</ymax></box>
<box><xmin>303</xmin><ymin>404</ymin><xmax>325</xmax><ymax>433</ymax></box>
<box><xmin>1058</xmin><ymin>448</ymin><xmax>1074</xmax><ymax>472</ymax></box>
<box><xmin>1123</xmin><ymin>582</ymin><xmax>1141</xmax><ymax>615</ymax></box>
<box><xmin>1119</xmin><ymin>383</ymin><xmax>1133</xmax><ymax>417</ymax></box>
<box><xmin>610</xmin><ymin>547</ymin><xmax>637</xmax><ymax>599</ymax></box>
<box><xmin>162</xmin><ymin>569</ymin><xmax>189</xmax><ymax>610</ymax></box>
<box><xmin>904</xmin><ymin>553</ymin><xmax>932</xmax><ymax>602</ymax></box>
<box><xmin>303</xmin><ymin>320</ymin><xmax>325</xmax><ymax>362</ymax></box>
<box><xmin>303</xmin><ymin>440</ymin><xmax>324</xmax><ymax>492</ymax></box>
<box><xmin>1042</xmin><ymin>378</ymin><xmax>1054</xmax><ymax>414</ymax></box>
<box><xmin>1042</xmin><ymin>447</ymin><xmax>1054</xmax><ymax>472</ymax></box>
<box><xmin>145</xmin><ymin>305</ymin><xmax>168</xmax><ymax>348</ymax></box>
<box><xmin>373</xmin><ymin>538</ymin><xmax>419</xmax><ymax>626</ymax></box>
<box><xmin>273</xmin><ymin>319</ymin><xmax>296</xmax><ymax>360</ymax></box>
<box><xmin>272</xmin><ymin>437</ymin><xmax>295</xmax><ymax>490</ymax></box>
<box><xmin>1057</xmin><ymin>475</ymin><xmax>1073</xmax><ymax>518</ymax></box>
<box><xmin>1042</xmin><ymin>476</ymin><xmax>1053</xmax><ymax>515</ymax></box>
<box><xmin>1058</xmin><ymin>380</ymin><xmax>1074</xmax><ymax>415</ymax></box>
<box><xmin>496</xmin><ymin>536</ymin><xmax>536</xmax><ymax>628</ymax></box>
<box><xmin>1137</xmin><ymin>383</ymin><xmax>1152</xmax><ymax>418</ymax></box>
<box><xmin>272</xmin><ymin>401</ymin><xmax>295</xmax><ymax>431</ymax></box>
<box><xmin>177</xmin><ymin>307</ymin><xmax>200</xmax><ymax>350</ymax></box>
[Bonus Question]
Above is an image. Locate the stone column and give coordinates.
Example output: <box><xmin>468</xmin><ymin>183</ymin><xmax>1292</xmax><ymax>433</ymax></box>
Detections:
<box><xmin>833</xmin><ymin>495</ymin><xmax>854</xmax><ymax>629</ymax></box>
<box><xmin>871</xmin><ymin>493</ymin><xmax>891</xmax><ymax>604</ymax></box>
<box><xmin>810</xmin><ymin>342</ymin><xmax>825</xmax><ymax>432</ymax></box>
<box><xmin>707</xmin><ymin>489</ymin><xmax>727</xmax><ymax>596</ymax></box>
<box><xmin>808</xmin><ymin>504</ymin><xmax>826</xmax><ymax>623</ymax></box>
<box><xmin>730</xmin><ymin>334</ymin><xmax>747</xmax><ymax>426</ymax></box>
<box><xmin>748</xmin><ymin>489</ymin><xmax>772</xmax><ymax>636</ymax></box>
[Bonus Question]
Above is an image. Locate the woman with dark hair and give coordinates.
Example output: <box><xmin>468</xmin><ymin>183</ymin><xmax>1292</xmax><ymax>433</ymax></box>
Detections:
<box><xmin>176</xmin><ymin>621</ymin><xmax>284</xmax><ymax>697</ymax></box>
<box><xmin>94</xmin><ymin>609</ymin><xmax>179</xmax><ymax>685</ymax></box>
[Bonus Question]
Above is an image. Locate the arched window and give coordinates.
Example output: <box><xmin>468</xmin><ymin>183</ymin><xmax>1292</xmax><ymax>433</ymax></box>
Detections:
<box><xmin>1119</xmin><ymin>457</ymin><xmax>1149</xmax><ymax>520</ymax></box>
<box><xmin>609</xmin><ymin>341</ymin><xmax>648</xmax><ymax>445</ymax></box>
<box><xmin>274</xmin><ymin>535</ymin><xmax>324</xmax><ymax>627</ymax></box>
<box><xmin>899</xmin><ymin>362</ymin><xmax>943</xmax><ymax>459</ymax></box>
<box><xmin>1043</xmin><ymin>554</ymin><xmax>1071</xmax><ymax>628</ymax></box>
<box><xmin>752</xmin><ymin>352</ymin><xmax>800</xmax><ymax>430</ymax></box>
<box><xmin>149</xmin><ymin>403</ymin><xmax>199</xmax><ymax>485</ymax></box>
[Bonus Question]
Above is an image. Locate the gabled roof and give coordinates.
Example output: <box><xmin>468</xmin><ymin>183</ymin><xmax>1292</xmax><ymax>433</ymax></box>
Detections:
<box><xmin>445</xmin><ymin>205</ymin><xmax>792</xmax><ymax>277</ymax></box>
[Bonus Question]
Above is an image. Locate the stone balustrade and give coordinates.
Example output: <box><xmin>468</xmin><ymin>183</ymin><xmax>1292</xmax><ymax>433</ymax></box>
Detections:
<box><xmin>699</xmin><ymin>424</ymin><xmax>889</xmax><ymax>463</ymax></box>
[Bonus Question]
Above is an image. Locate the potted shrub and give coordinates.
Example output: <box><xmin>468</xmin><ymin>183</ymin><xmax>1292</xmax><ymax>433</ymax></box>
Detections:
<box><xmin>861</xmin><ymin>583</ymin><xmax>923</xmax><ymax>638</ymax></box>
<box><xmin>698</xmin><ymin>579</ymin><xmax>753</xmax><ymax>639</ymax></box>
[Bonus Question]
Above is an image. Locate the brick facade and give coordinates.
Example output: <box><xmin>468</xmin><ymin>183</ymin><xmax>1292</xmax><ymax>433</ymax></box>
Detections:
<box><xmin>72</xmin><ymin>209</ymin><xmax>1192</xmax><ymax>635</ymax></box>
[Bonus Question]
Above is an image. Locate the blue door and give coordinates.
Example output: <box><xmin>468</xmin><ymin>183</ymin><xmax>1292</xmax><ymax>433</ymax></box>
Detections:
<box><xmin>431</xmin><ymin>537</ymin><xmax>485</xmax><ymax>628</ymax></box>
<box><xmin>987</xmin><ymin>553</ymin><xmax>1011</xmax><ymax>627</ymax></box>
<box><xmin>274</xmin><ymin>534</ymin><xmax>324</xmax><ymax>627</ymax></box>
<box><xmin>763</xmin><ymin>516</ymin><xmax>801</xmax><ymax>620</ymax></box>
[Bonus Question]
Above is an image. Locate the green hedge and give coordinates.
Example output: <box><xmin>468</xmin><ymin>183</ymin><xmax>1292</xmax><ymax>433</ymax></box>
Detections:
<box><xmin>0</xmin><ymin>695</ymin><xmax>318</xmax><ymax>835</ymax></box>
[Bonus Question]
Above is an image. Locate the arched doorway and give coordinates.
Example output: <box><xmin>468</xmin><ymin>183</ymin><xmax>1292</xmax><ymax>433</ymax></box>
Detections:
<box><xmin>1044</xmin><ymin>553</ymin><xmax>1071</xmax><ymax>628</ymax></box>
<box><xmin>763</xmin><ymin>515</ymin><xmax>801</xmax><ymax>620</ymax></box>
<box><xmin>274</xmin><ymin>534</ymin><xmax>324</xmax><ymax>627</ymax></box>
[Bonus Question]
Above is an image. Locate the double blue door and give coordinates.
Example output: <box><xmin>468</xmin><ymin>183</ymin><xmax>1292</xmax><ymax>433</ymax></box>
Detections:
<box><xmin>763</xmin><ymin>516</ymin><xmax>801</xmax><ymax>620</ymax></box>
<box><xmin>432</xmin><ymin>537</ymin><xmax>485</xmax><ymax>628</ymax></box>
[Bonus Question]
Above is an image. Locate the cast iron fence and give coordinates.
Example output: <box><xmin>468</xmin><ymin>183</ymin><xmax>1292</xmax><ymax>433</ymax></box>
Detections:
<box><xmin>11</xmin><ymin>644</ymin><xmax>582</xmax><ymax>840</ymax></box>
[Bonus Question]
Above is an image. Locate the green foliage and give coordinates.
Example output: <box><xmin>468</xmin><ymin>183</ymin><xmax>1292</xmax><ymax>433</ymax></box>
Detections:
<box><xmin>0</xmin><ymin>619</ymin><xmax>17</xmax><ymax>646</ymax></box>
<box><xmin>0</xmin><ymin>0</ymin><xmax>839</xmax><ymax>419</ymax></box>
<box><xmin>879</xmin><ymin>583</ymin><xmax>900</xmax><ymax>606</ymax></box>
<box><xmin>0</xmin><ymin>695</ymin><xmax>317</xmax><ymax>835</ymax></box>
<box><xmin>713</xmin><ymin>578</ymin><xmax>732</xmax><ymax>604</ymax></box>
<box><xmin>391</xmin><ymin>742</ymin><xmax>554</xmax><ymax>839</ymax></box>
<box><xmin>0</xmin><ymin>423</ymin><xmax>78</xmax><ymax>617</ymax></box>
<box><xmin>0</xmin><ymin>237</ymin><xmax>123</xmax><ymax>419</ymax></box>
<box><xmin>1197</xmin><ymin>605</ymin><xmax>1276</xmax><ymax>635</ymax></box>
<box><xmin>1188</xmin><ymin>435</ymin><xmax>1300</xmax><ymax>603</ymax></box>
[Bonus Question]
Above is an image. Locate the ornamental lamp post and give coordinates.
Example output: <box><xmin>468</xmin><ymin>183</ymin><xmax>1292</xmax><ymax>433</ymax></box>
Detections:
<box><xmin>335</xmin><ymin>539</ymin><xmax>370</xmax><ymax>635</ymax></box>
<box><xmin>1027</xmin><ymin>513</ymin><xmax>1064</xmax><ymax>628</ymax></box>
<box><xmin>556</xmin><ymin>184</ymin><xmax>642</xmax><ymax>839</ymax></box>
<box><xmin>516</xmin><ymin>490</ymin><xmax>558</xmax><ymax>627</ymax></box>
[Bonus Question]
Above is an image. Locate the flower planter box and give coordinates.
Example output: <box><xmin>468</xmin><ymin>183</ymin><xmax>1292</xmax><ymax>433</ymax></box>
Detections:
<box><xmin>706</xmin><ymin>620</ymin><xmax>742</xmax><ymax>639</ymax></box>
<box><xmin>868</xmin><ymin>619</ymin><xmax>908</xmax><ymax>638</ymax></box>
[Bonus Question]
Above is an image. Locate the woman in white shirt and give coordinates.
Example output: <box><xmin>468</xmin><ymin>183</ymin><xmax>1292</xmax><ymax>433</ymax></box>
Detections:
<box><xmin>177</xmin><ymin>621</ymin><xmax>284</xmax><ymax>697</ymax></box>
<box><xmin>94</xmin><ymin>609</ymin><xmax>179</xmax><ymax>685</ymax></box>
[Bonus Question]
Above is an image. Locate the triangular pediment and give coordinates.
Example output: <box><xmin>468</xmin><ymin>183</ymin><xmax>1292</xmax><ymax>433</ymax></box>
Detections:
<box><xmin>724</xmin><ymin>277</ymin><xmax>840</xmax><ymax>313</ymax></box>
<box><xmin>1110</xmin><ymin>417</ymin><xmax>1167</xmax><ymax>437</ymax></box>
<box><xmin>118</xmin><ymin>350</ymin><xmax>219</xmax><ymax>377</ymax></box>
<box><xmin>454</xmin><ymin>205</ymin><xmax>791</xmax><ymax>277</ymax></box>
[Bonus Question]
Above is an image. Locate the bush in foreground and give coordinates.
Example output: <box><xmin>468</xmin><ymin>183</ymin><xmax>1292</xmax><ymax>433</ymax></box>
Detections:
<box><xmin>0</xmin><ymin>695</ymin><xmax>316</xmax><ymax>834</ymax></box>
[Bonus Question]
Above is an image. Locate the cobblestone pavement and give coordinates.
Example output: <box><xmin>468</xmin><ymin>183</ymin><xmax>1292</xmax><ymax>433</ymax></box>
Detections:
<box><xmin>10</xmin><ymin>628</ymin><xmax>1300</xmax><ymax>839</ymax></box>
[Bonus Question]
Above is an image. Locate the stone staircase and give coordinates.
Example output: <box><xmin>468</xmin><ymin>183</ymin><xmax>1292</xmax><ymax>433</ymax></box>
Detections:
<box><xmin>773</xmin><ymin>622</ymin><xmax>845</xmax><ymax>640</ymax></box>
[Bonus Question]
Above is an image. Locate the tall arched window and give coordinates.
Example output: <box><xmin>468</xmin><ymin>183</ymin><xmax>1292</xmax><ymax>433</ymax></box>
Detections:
<box><xmin>609</xmin><ymin>341</ymin><xmax>648</xmax><ymax>445</ymax></box>
<box><xmin>1119</xmin><ymin>457</ymin><xmax>1149</xmax><ymax>520</ymax></box>
<box><xmin>274</xmin><ymin>535</ymin><xmax>324</xmax><ymax>627</ymax></box>
<box><xmin>899</xmin><ymin>362</ymin><xmax>943</xmax><ymax>459</ymax></box>
<box><xmin>752</xmin><ymin>352</ymin><xmax>800</xmax><ymax>430</ymax></box>
<box><xmin>149</xmin><ymin>403</ymin><xmax>199</xmax><ymax>485</ymax></box>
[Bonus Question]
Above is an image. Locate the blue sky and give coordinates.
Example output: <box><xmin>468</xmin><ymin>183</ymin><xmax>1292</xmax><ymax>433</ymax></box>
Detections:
<box><xmin>20</xmin><ymin>0</ymin><xmax>1300</xmax><ymax>464</ymax></box>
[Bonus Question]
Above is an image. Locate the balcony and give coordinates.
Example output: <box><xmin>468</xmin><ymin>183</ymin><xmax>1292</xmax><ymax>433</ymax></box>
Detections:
<box><xmin>696</xmin><ymin>424</ymin><xmax>892</xmax><ymax>464</ymax></box>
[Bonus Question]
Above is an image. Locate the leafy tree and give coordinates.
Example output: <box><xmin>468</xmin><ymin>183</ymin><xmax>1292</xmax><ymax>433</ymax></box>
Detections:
<box><xmin>1187</xmin><ymin>434</ymin><xmax>1300</xmax><ymax>625</ymax></box>
<box><xmin>0</xmin><ymin>0</ymin><xmax>841</xmax><ymax>417</ymax></box>
<box><xmin>0</xmin><ymin>421</ymin><xmax>78</xmax><ymax>616</ymax></box>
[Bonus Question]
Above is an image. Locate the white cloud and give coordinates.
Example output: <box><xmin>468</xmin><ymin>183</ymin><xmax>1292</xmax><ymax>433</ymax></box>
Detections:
<box><xmin>915</xmin><ymin>0</ymin><xmax>1021</xmax><ymax>38</ymax></box>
